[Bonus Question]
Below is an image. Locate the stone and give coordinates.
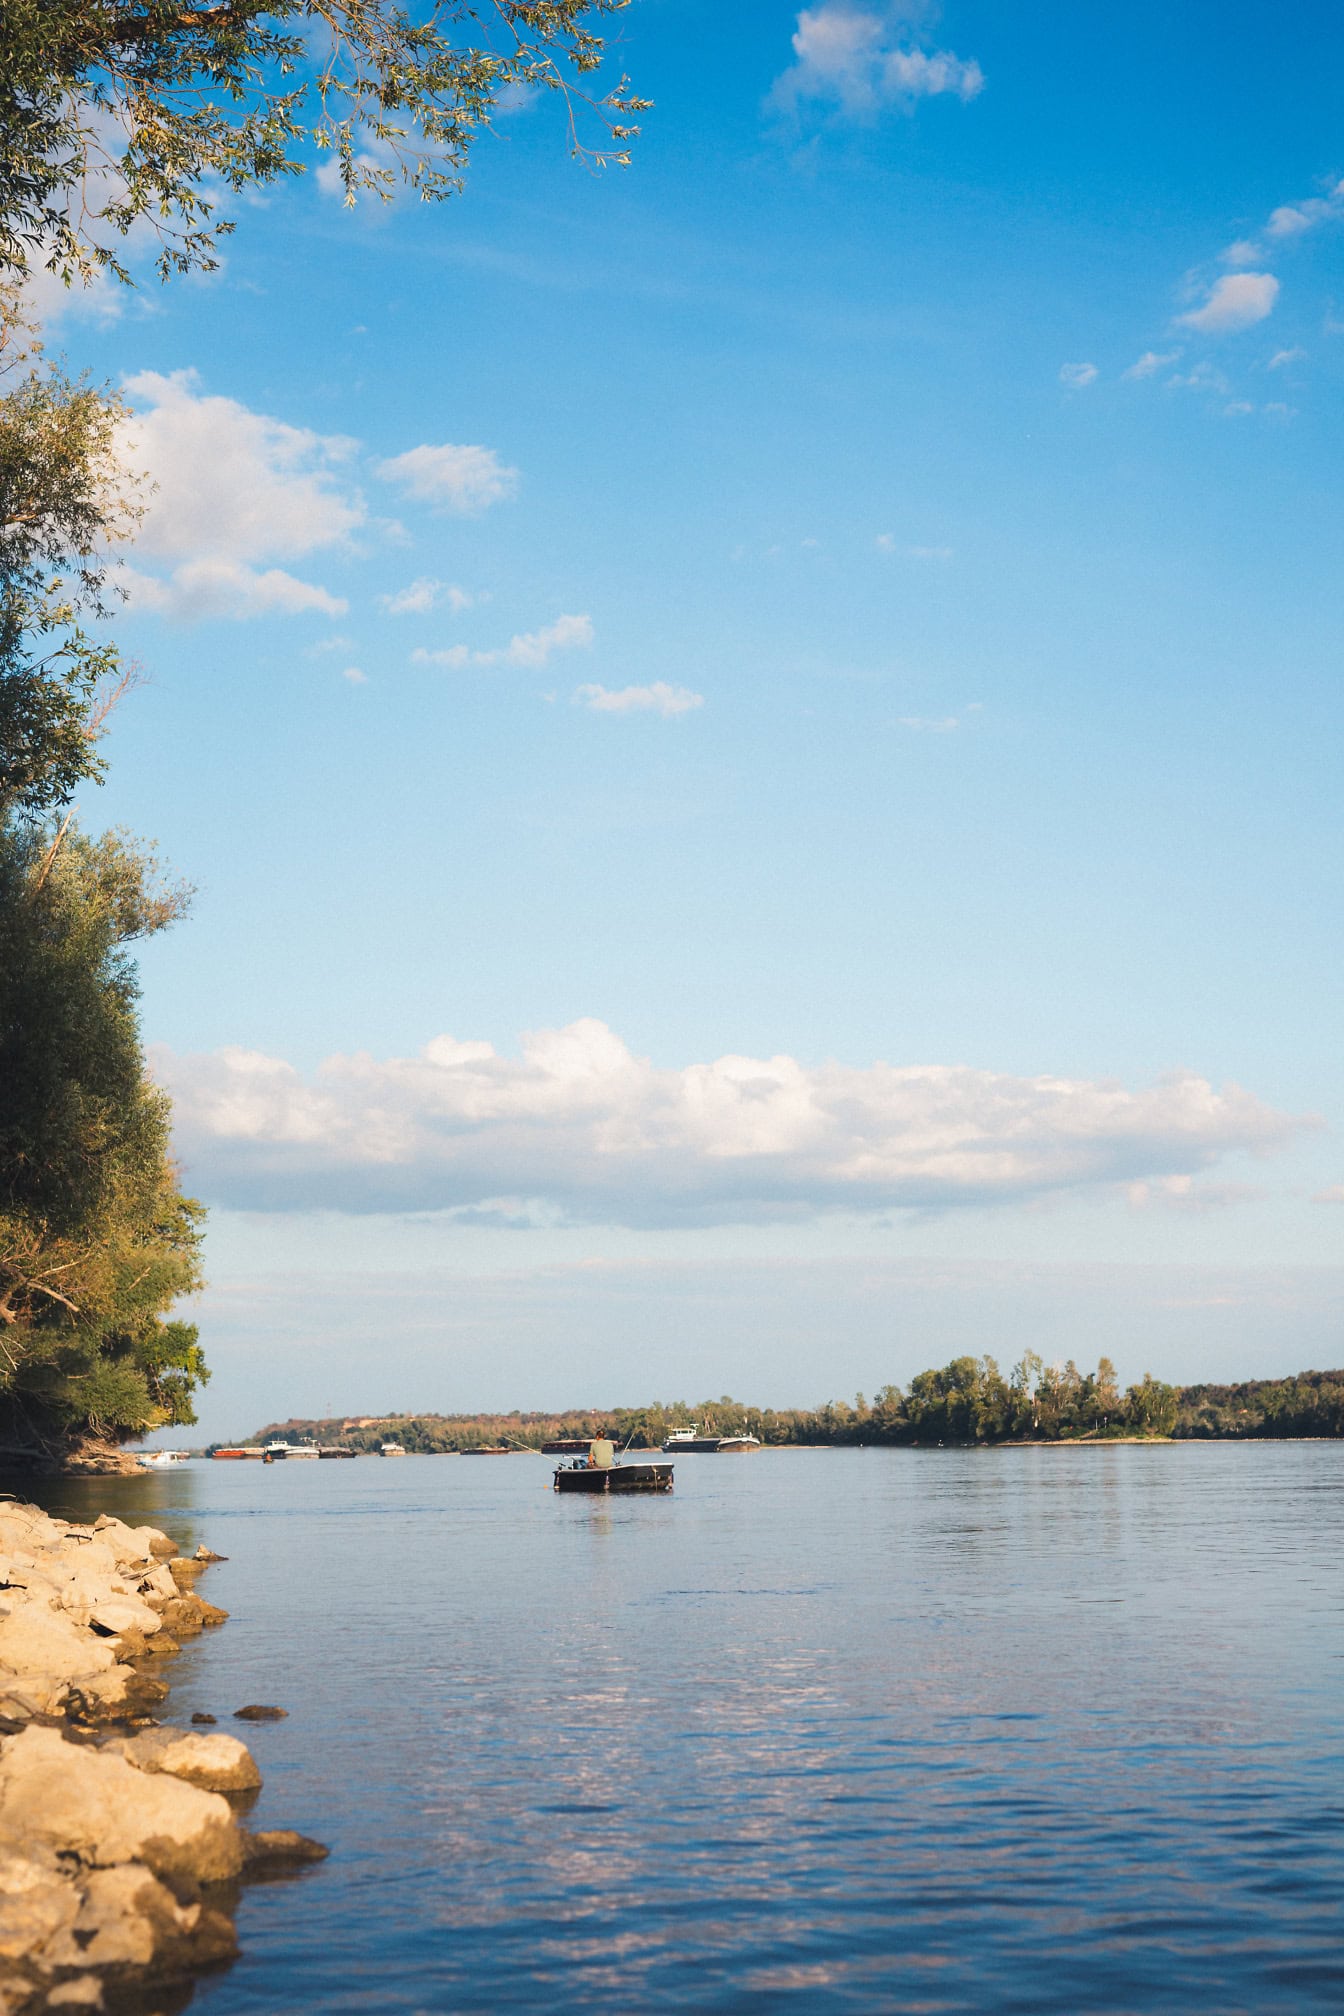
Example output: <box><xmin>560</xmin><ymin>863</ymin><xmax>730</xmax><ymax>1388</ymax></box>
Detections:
<box><xmin>232</xmin><ymin>1704</ymin><xmax>287</xmax><ymax>1721</ymax></box>
<box><xmin>194</xmin><ymin>1546</ymin><xmax>226</xmax><ymax>1562</ymax></box>
<box><xmin>241</xmin><ymin>1829</ymin><xmax>329</xmax><ymax>1867</ymax></box>
<box><xmin>84</xmin><ymin>1595</ymin><xmax>163</xmax><ymax>1639</ymax></box>
<box><xmin>46</xmin><ymin>1977</ymin><xmax>104</xmax><ymax>2007</ymax></box>
<box><xmin>190</xmin><ymin>1712</ymin><xmax>217</xmax><ymax>1725</ymax></box>
<box><xmin>43</xmin><ymin>1863</ymin><xmax>237</xmax><ymax>1978</ymax></box>
<box><xmin>0</xmin><ymin>1726</ymin><xmax>243</xmax><ymax>1886</ymax></box>
<box><xmin>111</xmin><ymin>1728</ymin><xmax>261</xmax><ymax>1794</ymax></box>
<box><xmin>0</xmin><ymin>1852</ymin><xmax>80</xmax><ymax>1962</ymax></box>
<box><xmin>46</xmin><ymin>1978</ymin><xmax>104</xmax><ymax>2007</ymax></box>
<box><xmin>88</xmin><ymin>1519</ymin><xmax>176</xmax><ymax>1565</ymax></box>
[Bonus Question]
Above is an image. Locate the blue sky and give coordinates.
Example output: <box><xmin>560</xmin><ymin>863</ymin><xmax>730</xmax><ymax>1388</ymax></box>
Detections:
<box><xmin>46</xmin><ymin>1</ymin><xmax>1343</xmax><ymax>1435</ymax></box>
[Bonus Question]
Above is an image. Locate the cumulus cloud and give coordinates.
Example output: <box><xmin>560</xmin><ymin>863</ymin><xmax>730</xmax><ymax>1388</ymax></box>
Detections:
<box><xmin>1123</xmin><ymin>349</ymin><xmax>1181</xmax><ymax>380</ymax></box>
<box><xmin>380</xmin><ymin>578</ymin><xmax>473</xmax><ymax>616</ymax></box>
<box><xmin>770</xmin><ymin>5</ymin><xmax>984</xmax><ymax>120</ymax></box>
<box><xmin>155</xmin><ymin>1020</ymin><xmax>1310</xmax><ymax>1224</ymax></box>
<box><xmin>117</xmin><ymin>370</ymin><xmax>362</xmax><ymax>620</ymax></box>
<box><xmin>1058</xmin><ymin>361</ymin><xmax>1099</xmax><ymax>389</ymax></box>
<box><xmin>1267</xmin><ymin>346</ymin><xmax>1305</xmax><ymax>370</ymax></box>
<box><xmin>413</xmin><ymin>612</ymin><xmax>593</xmax><ymax>671</ymax></box>
<box><xmin>1216</xmin><ymin>181</ymin><xmax>1344</xmax><ymax>266</ymax></box>
<box><xmin>122</xmin><ymin>560</ymin><xmax>347</xmax><ymax>623</ymax></box>
<box><xmin>1179</xmin><ymin>271</ymin><xmax>1279</xmax><ymax>335</ymax></box>
<box><xmin>573</xmin><ymin>682</ymin><xmax>704</xmax><ymax>717</ymax></box>
<box><xmin>376</xmin><ymin>442</ymin><xmax>518</xmax><ymax>514</ymax></box>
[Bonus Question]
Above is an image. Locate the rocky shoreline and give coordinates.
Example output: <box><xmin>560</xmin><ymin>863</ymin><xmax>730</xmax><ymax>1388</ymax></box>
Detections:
<box><xmin>0</xmin><ymin>1499</ymin><xmax>324</xmax><ymax>2012</ymax></box>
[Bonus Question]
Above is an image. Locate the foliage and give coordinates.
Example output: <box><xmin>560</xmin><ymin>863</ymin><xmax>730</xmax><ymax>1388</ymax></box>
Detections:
<box><xmin>0</xmin><ymin>0</ymin><xmax>650</xmax><ymax>286</ymax></box>
<box><xmin>0</xmin><ymin>293</ymin><xmax>139</xmax><ymax>821</ymax></box>
<box><xmin>0</xmin><ymin>819</ymin><xmax>207</xmax><ymax>1463</ymax></box>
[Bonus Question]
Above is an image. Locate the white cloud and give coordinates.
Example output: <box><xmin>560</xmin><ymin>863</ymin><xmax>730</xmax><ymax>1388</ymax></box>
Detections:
<box><xmin>341</xmin><ymin>666</ymin><xmax>368</xmax><ymax>684</ymax></box>
<box><xmin>155</xmin><ymin>1021</ymin><xmax>1310</xmax><ymax>1223</ymax></box>
<box><xmin>117</xmin><ymin>370</ymin><xmax>362</xmax><ymax>620</ymax></box>
<box><xmin>1220</xmin><ymin>238</ymin><xmax>1263</xmax><ymax>267</ymax></box>
<box><xmin>380</xmin><ymin>577</ymin><xmax>474</xmax><ymax>616</ymax></box>
<box><xmin>413</xmin><ymin>612</ymin><xmax>593</xmax><ymax>671</ymax></box>
<box><xmin>375</xmin><ymin>442</ymin><xmax>518</xmax><ymax>514</ymax></box>
<box><xmin>1059</xmin><ymin>361</ymin><xmax>1099</xmax><ymax>389</ymax></box>
<box><xmin>574</xmin><ymin>682</ymin><xmax>704</xmax><ymax>717</ymax></box>
<box><xmin>1266</xmin><ymin>203</ymin><xmax>1316</xmax><ymax>238</ymax></box>
<box><xmin>770</xmin><ymin>5</ymin><xmax>984</xmax><ymax>119</ymax></box>
<box><xmin>1179</xmin><ymin>271</ymin><xmax>1279</xmax><ymax>335</ymax></box>
<box><xmin>1167</xmin><ymin>360</ymin><xmax>1230</xmax><ymax>395</ymax></box>
<box><xmin>1267</xmin><ymin>346</ymin><xmax>1305</xmax><ymax>370</ymax></box>
<box><xmin>1314</xmin><ymin>1184</ymin><xmax>1344</xmax><ymax>1204</ymax></box>
<box><xmin>1223</xmin><ymin>401</ymin><xmax>1254</xmax><ymax>418</ymax></box>
<box><xmin>122</xmin><ymin>560</ymin><xmax>346</xmax><ymax>623</ymax></box>
<box><xmin>315</xmin><ymin>149</ymin><xmax>385</xmax><ymax>202</ymax></box>
<box><xmin>1123</xmin><ymin>349</ymin><xmax>1181</xmax><ymax>380</ymax></box>
<box><xmin>875</xmin><ymin>535</ymin><xmax>953</xmax><ymax>559</ymax></box>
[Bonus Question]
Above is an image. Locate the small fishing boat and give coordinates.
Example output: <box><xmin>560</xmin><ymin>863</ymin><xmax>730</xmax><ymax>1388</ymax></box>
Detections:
<box><xmin>554</xmin><ymin>1458</ymin><xmax>674</xmax><ymax>1494</ymax></box>
<box><xmin>379</xmin><ymin>1441</ymin><xmax>407</xmax><ymax>1457</ymax></box>
<box><xmin>135</xmin><ymin>1449</ymin><xmax>191</xmax><ymax>1469</ymax></box>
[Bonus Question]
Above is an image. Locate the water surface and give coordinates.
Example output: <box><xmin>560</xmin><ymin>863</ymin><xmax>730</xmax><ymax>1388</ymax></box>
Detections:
<box><xmin>29</xmin><ymin>1444</ymin><xmax>1344</xmax><ymax>2012</ymax></box>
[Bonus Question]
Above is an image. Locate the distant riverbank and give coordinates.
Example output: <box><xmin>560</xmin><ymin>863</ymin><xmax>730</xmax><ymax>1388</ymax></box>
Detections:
<box><xmin>238</xmin><ymin>1361</ymin><xmax>1344</xmax><ymax>1462</ymax></box>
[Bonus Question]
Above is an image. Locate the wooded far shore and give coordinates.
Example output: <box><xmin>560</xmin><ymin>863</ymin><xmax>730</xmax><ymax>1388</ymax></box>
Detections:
<box><xmin>239</xmin><ymin>1361</ymin><xmax>1344</xmax><ymax>1454</ymax></box>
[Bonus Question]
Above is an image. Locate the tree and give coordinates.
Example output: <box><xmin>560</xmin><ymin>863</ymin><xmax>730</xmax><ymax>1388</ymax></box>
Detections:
<box><xmin>0</xmin><ymin>822</ymin><xmax>207</xmax><ymax>1466</ymax></box>
<box><xmin>1126</xmin><ymin>1373</ymin><xmax>1177</xmax><ymax>1438</ymax></box>
<box><xmin>1</xmin><ymin>0</ymin><xmax>649</xmax><ymax>286</ymax></box>
<box><xmin>0</xmin><ymin>296</ymin><xmax>139</xmax><ymax>820</ymax></box>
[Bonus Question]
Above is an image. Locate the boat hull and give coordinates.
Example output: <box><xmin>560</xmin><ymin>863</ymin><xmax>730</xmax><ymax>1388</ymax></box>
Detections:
<box><xmin>554</xmin><ymin>1463</ymin><xmax>673</xmax><ymax>1494</ymax></box>
<box><xmin>661</xmin><ymin>1437</ymin><xmax>722</xmax><ymax>1453</ymax></box>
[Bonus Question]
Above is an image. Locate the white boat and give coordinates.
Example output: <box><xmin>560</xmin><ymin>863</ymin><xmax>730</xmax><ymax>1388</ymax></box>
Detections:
<box><xmin>379</xmin><ymin>1441</ymin><xmax>407</xmax><ymax>1457</ymax></box>
<box><xmin>135</xmin><ymin>1449</ymin><xmax>191</xmax><ymax>1469</ymax></box>
<box><xmin>662</xmin><ymin>1423</ymin><xmax>722</xmax><ymax>1453</ymax></box>
<box><xmin>662</xmin><ymin>1423</ymin><xmax>759</xmax><ymax>1453</ymax></box>
<box><xmin>286</xmin><ymin>1441</ymin><xmax>320</xmax><ymax>1459</ymax></box>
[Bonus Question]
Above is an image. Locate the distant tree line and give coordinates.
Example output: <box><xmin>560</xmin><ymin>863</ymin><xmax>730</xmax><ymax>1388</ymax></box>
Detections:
<box><xmin>243</xmin><ymin>1361</ymin><xmax>1344</xmax><ymax>1454</ymax></box>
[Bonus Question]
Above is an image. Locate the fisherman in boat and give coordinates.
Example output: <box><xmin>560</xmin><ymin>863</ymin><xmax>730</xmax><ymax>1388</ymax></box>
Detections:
<box><xmin>587</xmin><ymin>1431</ymin><xmax>615</xmax><ymax>1470</ymax></box>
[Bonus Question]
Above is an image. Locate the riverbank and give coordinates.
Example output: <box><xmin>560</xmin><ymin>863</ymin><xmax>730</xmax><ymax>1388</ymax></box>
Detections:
<box><xmin>0</xmin><ymin>1499</ymin><xmax>324</xmax><ymax>2012</ymax></box>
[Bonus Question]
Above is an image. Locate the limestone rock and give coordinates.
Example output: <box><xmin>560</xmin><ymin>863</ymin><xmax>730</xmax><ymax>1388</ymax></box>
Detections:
<box><xmin>241</xmin><ymin>1829</ymin><xmax>328</xmax><ymax>1867</ymax></box>
<box><xmin>42</xmin><ymin>1864</ymin><xmax>237</xmax><ymax>1979</ymax></box>
<box><xmin>232</xmin><ymin>1704</ymin><xmax>286</xmax><ymax>1721</ymax></box>
<box><xmin>0</xmin><ymin>1852</ymin><xmax>81</xmax><ymax>1962</ymax></box>
<box><xmin>111</xmin><ymin>1728</ymin><xmax>261</xmax><ymax>1794</ymax></box>
<box><xmin>0</xmin><ymin>1727</ymin><xmax>243</xmax><ymax>1886</ymax></box>
<box><xmin>46</xmin><ymin>1976</ymin><xmax>104</xmax><ymax>2006</ymax></box>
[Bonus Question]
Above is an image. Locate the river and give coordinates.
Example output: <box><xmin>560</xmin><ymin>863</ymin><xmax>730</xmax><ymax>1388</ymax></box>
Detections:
<box><xmin>27</xmin><ymin>1442</ymin><xmax>1344</xmax><ymax>2012</ymax></box>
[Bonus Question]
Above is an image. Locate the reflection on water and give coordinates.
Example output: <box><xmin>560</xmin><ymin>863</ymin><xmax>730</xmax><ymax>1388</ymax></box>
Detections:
<box><xmin>21</xmin><ymin>1445</ymin><xmax>1344</xmax><ymax>2011</ymax></box>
